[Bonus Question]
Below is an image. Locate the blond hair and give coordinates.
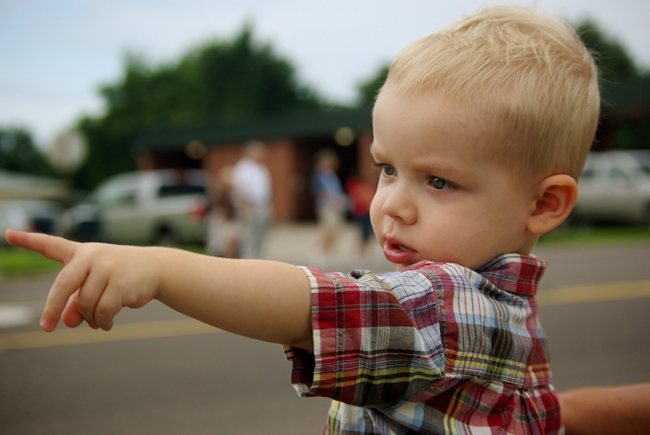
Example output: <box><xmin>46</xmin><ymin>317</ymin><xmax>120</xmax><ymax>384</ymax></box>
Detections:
<box><xmin>386</xmin><ymin>5</ymin><xmax>600</xmax><ymax>180</ymax></box>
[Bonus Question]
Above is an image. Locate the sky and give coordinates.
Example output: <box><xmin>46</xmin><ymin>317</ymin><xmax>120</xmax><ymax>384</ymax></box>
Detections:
<box><xmin>1</xmin><ymin>0</ymin><xmax>649</xmax><ymax>149</ymax></box>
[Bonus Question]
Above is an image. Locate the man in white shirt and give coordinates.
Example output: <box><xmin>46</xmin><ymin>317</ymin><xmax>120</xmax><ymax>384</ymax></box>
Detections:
<box><xmin>231</xmin><ymin>141</ymin><xmax>272</xmax><ymax>259</ymax></box>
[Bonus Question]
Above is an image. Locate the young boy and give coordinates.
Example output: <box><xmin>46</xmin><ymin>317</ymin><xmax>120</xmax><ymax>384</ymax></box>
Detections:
<box><xmin>5</xmin><ymin>5</ymin><xmax>599</xmax><ymax>434</ymax></box>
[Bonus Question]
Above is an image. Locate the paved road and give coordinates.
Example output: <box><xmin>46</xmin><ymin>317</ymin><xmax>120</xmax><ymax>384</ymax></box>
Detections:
<box><xmin>1</xmin><ymin>224</ymin><xmax>649</xmax><ymax>434</ymax></box>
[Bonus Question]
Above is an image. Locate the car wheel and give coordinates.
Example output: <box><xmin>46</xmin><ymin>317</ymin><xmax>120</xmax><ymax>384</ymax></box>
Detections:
<box><xmin>154</xmin><ymin>228</ymin><xmax>177</xmax><ymax>247</ymax></box>
<box><xmin>644</xmin><ymin>204</ymin><xmax>650</xmax><ymax>228</ymax></box>
<box><xmin>564</xmin><ymin>210</ymin><xmax>586</xmax><ymax>229</ymax></box>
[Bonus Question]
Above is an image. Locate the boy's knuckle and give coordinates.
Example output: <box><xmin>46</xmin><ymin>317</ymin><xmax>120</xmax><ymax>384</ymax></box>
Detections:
<box><xmin>78</xmin><ymin>243</ymin><xmax>100</xmax><ymax>257</ymax></box>
<box><xmin>76</xmin><ymin>298</ymin><xmax>89</xmax><ymax>312</ymax></box>
<box><xmin>94</xmin><ymin>306</ymin><xmax>111</xmax><ymax>321</ymax></box>
<box><xmin>54</xmin><ymin>274</ymin><xmax>73</xmax><ymax>290</ymax></box>
<box><xmin>76</xmin><ymin>300</ymin><xmax>93</xmax><ymax>320</ymax></box>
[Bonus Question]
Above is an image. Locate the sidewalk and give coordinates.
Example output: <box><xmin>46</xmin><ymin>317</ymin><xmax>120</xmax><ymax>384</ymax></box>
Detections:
<box><xmin>264</xmin><ymin>222</ymin><xmax>392</xmax><ymax>272</ymax></box>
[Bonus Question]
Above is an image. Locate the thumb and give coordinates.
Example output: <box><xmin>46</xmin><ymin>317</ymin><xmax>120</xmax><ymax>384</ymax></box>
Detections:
<box><xmin>61</xmin><ymin>292</ymin><xmax>86</xmax><ymax>329</ymax></box>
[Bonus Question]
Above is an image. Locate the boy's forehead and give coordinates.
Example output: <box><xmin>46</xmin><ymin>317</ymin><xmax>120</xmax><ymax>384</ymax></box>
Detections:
<box><xmin>374</xmin><ymin>82</ymin><xmax>466</xmax><ymax>130</ymax></box>
<box><xmin>373</xmin><ymin>84</ymin><xmax>499</xmax><ymax>159</ymax></box>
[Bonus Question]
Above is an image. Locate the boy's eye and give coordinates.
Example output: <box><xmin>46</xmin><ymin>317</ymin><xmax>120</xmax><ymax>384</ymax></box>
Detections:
<box><xmin>430</xmin><ymin>176</ymin><xmax>452</xmax><ymax>190</ymax></box>
<box><xmin>381</xmin><ymin>164</ymin><xmax>396</xmax><ymax>176</ymax></box>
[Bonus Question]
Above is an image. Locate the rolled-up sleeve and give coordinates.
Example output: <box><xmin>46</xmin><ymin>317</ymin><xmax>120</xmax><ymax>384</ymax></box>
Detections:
<box><xmin>284</xmin><ymin>266</ymin><xmax>446</xmax><ymax>408</ymax></box>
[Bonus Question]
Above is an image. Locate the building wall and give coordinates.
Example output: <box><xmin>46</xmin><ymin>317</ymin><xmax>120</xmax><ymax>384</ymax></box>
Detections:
<box><xmin>202</xmin><ymin>144</ymin><xmax>242</xmax><ymax>171</ymax></box>
<box><xmin>264</xmin><ymin>138</ymin><xmax>295</xmax><ymax>222</ymax></box>
<box><xmin>136</xmin><ymin>129</ymin><xmax>376</xmax><ymax>223</ymax></box>
<box><xmin>201</xmin><ymin>138</ymin><xmax>297</xmax><ymax>222</ymax></box>
<box><xmin>357</xmin><ymin>131</ymin><xmax>375</xmax><ymax>184</ymax></box>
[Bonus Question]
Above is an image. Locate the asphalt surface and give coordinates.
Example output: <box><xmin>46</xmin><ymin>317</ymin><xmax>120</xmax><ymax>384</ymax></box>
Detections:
<box><xmin>1</xmin><ymin>223</ymin><xmax>649</xmax><ymax>434</ymax></box>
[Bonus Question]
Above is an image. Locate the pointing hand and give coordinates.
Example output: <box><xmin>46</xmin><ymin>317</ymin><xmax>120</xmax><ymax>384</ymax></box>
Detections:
<box><xmin>4</xmin><ymin>229</ymin><xmax>160</xmax><ymax>332</ymax></box>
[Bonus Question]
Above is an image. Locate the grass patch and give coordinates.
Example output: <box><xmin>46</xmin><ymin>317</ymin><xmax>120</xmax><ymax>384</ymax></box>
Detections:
<box><xmin>0</xmin><ymin>244</ymin><xmax>206</xmax><ymax>277</ymax></box>
<box><xmin>0</xmin><ymin>246</ymin><xmax>61</xmax><ymax>276</ymax></box>
<box><xmin>1</xmin><ymin>226</ymin><xmax>648</xmax><ymax>277</ymax></box>
<box><xmin>539</xmin><ymin>225</ymin><xmax>650</xmax><ymax>246</ymax></box>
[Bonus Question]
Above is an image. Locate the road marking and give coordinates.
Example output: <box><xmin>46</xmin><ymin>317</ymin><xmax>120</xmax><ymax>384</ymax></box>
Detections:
<box><xmin>0</xmin><ymin>304</ymin><xmax>36</xmax><ymax>328</ymax></box>
<box><xmin>1</xmin><ymin>280</ymin><xmax>649</xmax><ymax>350</ymax></box>
<box><xmin>0</xmin><ymin>318</ymin><xmax>219</xmax><ymax>350</ymax></box>
<box><xmin>537</xmin><ymin>279</ymin><xmax>650</xmax><ymax>306</ymax></box>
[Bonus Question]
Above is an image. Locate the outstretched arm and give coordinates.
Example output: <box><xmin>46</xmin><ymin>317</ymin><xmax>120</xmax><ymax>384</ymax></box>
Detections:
<box><xmin>4</xmin><ymin>229</ymin><xmax>313</xmax><ymax>350</ymax></box>
<box><xmin>559</xmin><ymin>383</ymin><xmax>650</xmax><ymax>435</ymax></box>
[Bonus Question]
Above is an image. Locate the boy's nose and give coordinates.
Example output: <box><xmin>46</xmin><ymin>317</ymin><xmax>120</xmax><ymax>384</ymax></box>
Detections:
<box><xmin>382</xmin><ymin>188</ymin><xmax>417</xmax><ymax>225</ymax></box>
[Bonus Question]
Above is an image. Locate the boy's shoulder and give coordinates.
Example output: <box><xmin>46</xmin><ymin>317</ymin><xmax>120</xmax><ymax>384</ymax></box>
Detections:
<box><xmin>352</xmin><ymin>253</ymin><xmax>546</xmax><ymax>297</ymax></box>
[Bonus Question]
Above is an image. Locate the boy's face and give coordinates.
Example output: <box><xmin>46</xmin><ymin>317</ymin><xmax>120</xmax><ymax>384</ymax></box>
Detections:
<box><xmin>370</xmin><ymin>83</ymin><xmax>538</xmax><ymax>271</ymax></box>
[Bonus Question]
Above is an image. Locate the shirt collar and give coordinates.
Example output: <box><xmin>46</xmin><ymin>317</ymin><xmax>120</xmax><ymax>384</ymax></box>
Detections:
<box><xmin>475</xmin><ymin>254</ymin><xmax>547</xmax><ymax>297</ymax></box>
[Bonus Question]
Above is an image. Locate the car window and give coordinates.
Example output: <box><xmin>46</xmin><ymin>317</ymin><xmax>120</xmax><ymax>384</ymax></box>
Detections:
<box><xmin>629</xmin><ymin>152</ymin><xmax>650</xmax><ymax>176</ymax></box>
<box><xmin>158</xmin><ymin>184</ymin><xmax>206</xmax><ymax>198</ymax></box>
<box><xmin>99</xmin><ymin>188</ymin><xmax>138</xmax><ymax>207</ymax></box>
<box><xmin>608</xmin><ymin>168</ymin><xmax>631</xmax><ymax>185</ymax></box>
<box><xmin>580</xmin><ymin>168</ymin><xmax>596</xmax><ymax>180</ymax></box>
<box><xmin>91</xmin><ymin>175</ymin><xmax>140</xmax><ymax>206</ymax></box>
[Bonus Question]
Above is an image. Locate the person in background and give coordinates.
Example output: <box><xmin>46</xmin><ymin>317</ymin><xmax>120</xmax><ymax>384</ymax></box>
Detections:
<box><xmin>310</xmin><ymin>148</ymin><xmax>347</xmax><ymax>265</ymax></box>
<box><xmin>231</xmin><ymin>141</ymin><xmax>273</xmax><ymax>259</ymax></box>
<box><xmin>206</xmin><ymin>166</ymin><xmax>240</xmax><ymax>258</ymax></box>
<box><xmin>345</xmin><ymin>172</ymin><xmax>376</xmax><ymax>260</ymax></box>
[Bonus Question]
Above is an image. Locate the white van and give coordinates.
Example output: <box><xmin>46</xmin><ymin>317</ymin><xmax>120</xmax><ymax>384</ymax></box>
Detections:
<box><xmin>57</xmin><ymin>169</ymin><xmax>209</xmax><ymax>246</ymax></box>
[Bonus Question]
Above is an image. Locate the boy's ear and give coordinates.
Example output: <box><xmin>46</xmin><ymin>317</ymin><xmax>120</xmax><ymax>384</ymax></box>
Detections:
<box><xmin>526</xmin><ymin>174</ymin><xmax>578</xmax><ymax>235</ymax></box>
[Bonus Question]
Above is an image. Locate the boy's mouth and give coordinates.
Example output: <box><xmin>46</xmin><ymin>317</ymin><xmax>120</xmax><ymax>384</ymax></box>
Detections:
<box><xmin>382</xmin><ymin>239</ymin><xmax>417</xmax><ymax>264</ymax></box>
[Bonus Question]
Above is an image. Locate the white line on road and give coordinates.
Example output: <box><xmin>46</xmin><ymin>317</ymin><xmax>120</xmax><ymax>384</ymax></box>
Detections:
<box><xmin>0</xmin><ymin>318</ymin><xmax>219</xmax><ymax>350</ymax></box>
<box><xmin>537</xmin><ymin>279</ymin><xmax>650</xmax><ymax>306</ymax></box>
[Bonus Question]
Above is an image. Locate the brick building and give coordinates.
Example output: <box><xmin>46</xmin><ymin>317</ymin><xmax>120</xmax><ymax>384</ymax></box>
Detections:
<box><xmin>133</xmin><ymin>108</ymin><xmax>373</xmax><ymax>222</ymax></box>
<box><xmin>596</xmin><ymin>77</ymin><xmax>650</xmax><ymax>151</ymax></box>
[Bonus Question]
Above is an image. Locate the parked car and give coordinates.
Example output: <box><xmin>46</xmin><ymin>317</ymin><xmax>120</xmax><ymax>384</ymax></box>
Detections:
<box><xmin>0</xmin><ymin>200</ymin><xmax>64</xmax><ymax>245</ymax></box>
<box><xmin>57</xmin><ymin>169</ymin><xmax>209</xmax><ymax>246</ymax></box>
<box><xmin>570</xmin><ymin>151</ymin><xmax>650</xmax><ymax>226</ymax></box>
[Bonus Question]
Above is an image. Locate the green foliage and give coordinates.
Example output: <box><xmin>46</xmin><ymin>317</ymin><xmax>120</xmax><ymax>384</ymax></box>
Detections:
<box><xmin>573</xmin><ymin>19</ymin><xmax>641</xmax><ymax>80</ymax></box>
<box><xmin>356</xmin><ymin>64</ymin><xmax>390</xmax><ymax>108</ymax></box>
<box><xmin>540</xmin><ymin>225</ymin><xmax>650</xmax><ymax>246</ymax></box>
<box><xmin>0</xmin><ymin>128</ymin><xmax>54</xmax><ymax>176</ymax></box>
<box><xmin>172</xmin><ymin>24</ymin><xmax>321</xmax><ymax>121</ymax></box>
<box><xmin>571</xmin><ymin>18</ymin><xmax>650</xmax><ymax>151</ymax></box>
<box><xmin>74</xmin><ymin>24</ymin><xmax>324</xmax><ymax>190</ymax></box>
<box><xmin>0</xmin><ymin>246</ymin><xmax>61</xmax><ymax>276</ymax></box>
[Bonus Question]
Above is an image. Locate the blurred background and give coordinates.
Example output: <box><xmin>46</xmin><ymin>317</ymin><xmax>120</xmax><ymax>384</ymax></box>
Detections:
<box><xmin>1</xmin><ymin>0</ymin><xmax>649</xmax><ymax>199</ymax></box>
<box><xmin>1</xmin><ymin>1</ymin><xmax>649</xmax><ymax>434</ymax></box>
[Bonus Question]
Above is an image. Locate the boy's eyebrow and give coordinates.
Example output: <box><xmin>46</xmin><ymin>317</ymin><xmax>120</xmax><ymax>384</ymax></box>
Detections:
<box><xmin>369</xmin><ymin>143</ymin><xmax>385</xmax><ymax>160</ymax></box>
<box><xmin>415</xmin><ymin>159</ymin><xmax>471</xmax><ymax>181</ymax></box>
<box><xmin>370</xmin><ymin>143</ymin><xmax>406</xmax><ymax>166</ymax></box>
<box><xmin>370</xmin><ymin>142</ymin><xmax>471</xmax><ymax>179</ymax></box>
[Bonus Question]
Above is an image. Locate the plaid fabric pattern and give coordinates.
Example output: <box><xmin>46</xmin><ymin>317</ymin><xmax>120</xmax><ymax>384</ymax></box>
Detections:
<box><xmin>284</xmin><ymin>254</ymin><xmax>562</xmax><ymax>434</ymax></box>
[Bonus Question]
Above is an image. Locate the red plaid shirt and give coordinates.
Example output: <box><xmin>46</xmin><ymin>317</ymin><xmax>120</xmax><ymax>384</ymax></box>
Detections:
<box><xmin>284</xmin><ymin>254</ymin><xmax>561</xmax><ymax>434</ymax></box>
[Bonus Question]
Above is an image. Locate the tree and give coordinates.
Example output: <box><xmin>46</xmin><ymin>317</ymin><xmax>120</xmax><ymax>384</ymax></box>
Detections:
<box><xmin>0</xmin><ymin>128</ymin><xmax>54</xmax><ymax>176</ymax></box>
<box><xmin>74</xmin><ymin>24</ymin><xmax>324</xmax><ymax>190</ymax></box>
<box><xmin>356</xmin><ymin>64</ymin><xmax>389</xmax><ymax>108</ymax></box>
<box><xmin>573</xmin><ymin>19</ymin><xmax>650</xmax><ymax>151</ymax></box>
<box><xmin>173</xmin><ymin>24</ymin><xmax>321</xmax><ymax>121</ymax></box>
<box><xmin>573</xmin><ymin>19</ymin><xmax>641</xmax><ymax>80</ymax></box>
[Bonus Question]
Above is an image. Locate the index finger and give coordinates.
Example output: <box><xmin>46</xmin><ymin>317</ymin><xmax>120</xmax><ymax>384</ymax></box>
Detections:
<box><xmin>5</xmin><ymin>229</ymin><xmax>78</xmax><ymax>264</ymax></box>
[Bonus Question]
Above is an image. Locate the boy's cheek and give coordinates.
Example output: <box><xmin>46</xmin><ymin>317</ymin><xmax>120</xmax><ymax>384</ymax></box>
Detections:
<box><xmin>369</xmin><ymin>215</ymin><xmax>384</xmax><ymax>246</ymax></box>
